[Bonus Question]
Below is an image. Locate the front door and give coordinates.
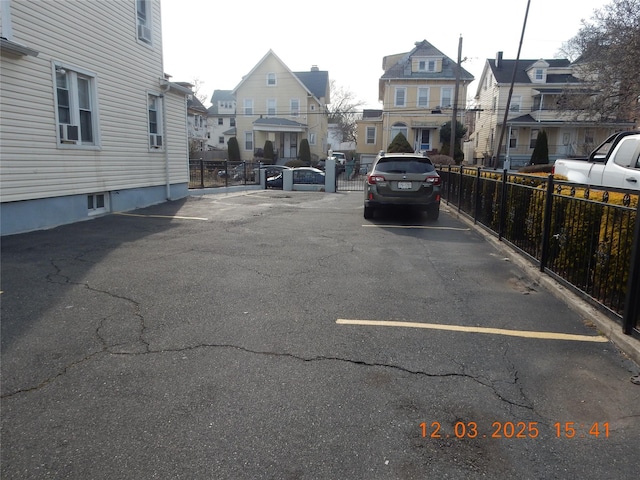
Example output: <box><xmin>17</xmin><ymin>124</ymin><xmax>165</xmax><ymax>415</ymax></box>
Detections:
<box><xmin>415</xmin><ymin>129</ymin><xmax>431</xmax><ymax>152</ymax></box>
<box><xmin>560</xmin><ymin>129</ymin><xmax>574</xmax><ymax>156</ymax></box>
<box><xmin>282</xmin><ymin>133</ymin><xmax>298</xmax><ymax>159</ymax></box>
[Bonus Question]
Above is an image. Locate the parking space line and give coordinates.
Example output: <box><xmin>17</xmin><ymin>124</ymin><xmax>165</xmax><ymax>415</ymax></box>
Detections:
<box><xmin>114</xmin><ymin>212</ymin><xmax>208</xmax><ymax>221</ymax></box>
<box><xmin>336</xmin><ymin>319</ymin><xmax>608</xmax><ymax>343</ymax></box>
<box><xmin>362</xmin><ymin>225</ymin><xmax>470</xmax><ymax>231</ymax></box>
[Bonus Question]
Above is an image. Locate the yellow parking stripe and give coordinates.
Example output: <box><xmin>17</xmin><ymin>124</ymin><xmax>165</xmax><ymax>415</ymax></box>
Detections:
<box><xmin>114</xmin><ymin>212</ymin><xmax>208</xmax><ymax>221</ymax></box>
<box><xmin>362</xmin><ymin>225</ymin><xmax>470</xmax><ymax>231</ymax></box>
<box><xmin>336</xmin><ymin>319</ymin><xmax>608</xmax><ymax>343</ymax></box>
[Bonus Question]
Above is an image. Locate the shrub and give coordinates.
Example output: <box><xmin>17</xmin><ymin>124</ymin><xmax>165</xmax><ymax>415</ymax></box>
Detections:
<box><xmin>387</xmin><ymin>132</ymin><xmax>413</xmax><ymax>153</ymax></box>
<box><xmin>263</xmin><ymin>140</ymin><xmax>275</xmax><ymax>163</ymax></box>
<box><xmin>530</xmin><ymin>130</ymin><xmax>549</xmax><ymax>165</ymax></box>
<box><xmin>285</xmin><ymin>159</ymin><xmax>305</xmax><ymax>168</ymax></box>
<box><xmin>299</xmin><ymin>139</ymin><xmax>311</xmax><ymax>165</ymax></box>
<box><xmin>227</xmin><ymin>137</ymin><xmax>241</xmax><ymax>162</ymax></box>
<box><xmin>430</xmin><ymin>154</ymin><xmax>456</xmax><ymax>165</ymax></box>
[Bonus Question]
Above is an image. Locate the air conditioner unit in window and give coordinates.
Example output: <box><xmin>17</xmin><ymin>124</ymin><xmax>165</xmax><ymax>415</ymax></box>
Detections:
<box><xmin>59</xmin><ymin>124</ymin><xmax>79</xmax><ymax>143</ymax></box>
<box><xmin>150</xmin><ymin>134</ymin><xmax>163</xmax><ymax>148</ymax></box>
<box><xmin>138</xmin><ymin>24</ymin><xmax>151</xmax><ymax>42</ymax></box>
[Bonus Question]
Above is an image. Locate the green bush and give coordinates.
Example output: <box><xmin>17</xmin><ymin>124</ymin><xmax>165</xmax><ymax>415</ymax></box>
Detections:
<box><xmin>387</xmin><ymin>132</ymin><xmax>413</xmax><ymax>153</ymax></box>
<box><xmin>263</xmin><ymin>140</ymin><xmax>275</xmax><ymax>163</ymax></box>
<box><xmin>299</xmin><ymin>139</ymin><xmax>311</xmax><ymax>165</ymax></box>
<box><xmin>227</xmin><ymin>137</ymin><xmax>241</xmax><ymax>162</ymax></box>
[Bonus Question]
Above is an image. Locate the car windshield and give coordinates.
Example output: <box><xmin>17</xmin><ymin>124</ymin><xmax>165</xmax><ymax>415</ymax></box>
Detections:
<box><xmin>375</xmin><ymin>157</ymin><xmax>435</xmax><ymax>174</ymax></box>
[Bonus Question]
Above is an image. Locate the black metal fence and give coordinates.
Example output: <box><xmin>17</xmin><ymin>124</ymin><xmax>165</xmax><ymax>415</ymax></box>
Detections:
<box><xmin>189</xmin><ymin>160</ymin><xmax>261</xmax><ymax>189</ymax></box>
<box><xmin>436</xmin><ymin>165</ymin><xmax>640</xmax><ymax>336</ymax></box>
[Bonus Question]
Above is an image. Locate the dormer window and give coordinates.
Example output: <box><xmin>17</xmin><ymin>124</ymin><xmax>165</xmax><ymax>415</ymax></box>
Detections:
<box><xmin>535</xmin><ymin>69</ymin><xmax>544</xmax><ymax>81</ymax></box>
<box><xmin>267</xmin><ymin>72</ymin><xmax>276</xmax><ymax>86</ymax></box>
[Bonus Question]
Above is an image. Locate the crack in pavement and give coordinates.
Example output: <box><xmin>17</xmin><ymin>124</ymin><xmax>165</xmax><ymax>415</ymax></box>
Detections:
<box><xmin>1</xmin><ymin>341</ymin><xmax>534</xmax><ymax>414</ymax></box>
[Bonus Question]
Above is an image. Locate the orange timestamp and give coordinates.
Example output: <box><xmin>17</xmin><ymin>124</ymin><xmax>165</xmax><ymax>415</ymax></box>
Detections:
<box><xmin>420</xmin><ymin>421</ymin><xmax>610</xmax><ymax>439</ymax></box>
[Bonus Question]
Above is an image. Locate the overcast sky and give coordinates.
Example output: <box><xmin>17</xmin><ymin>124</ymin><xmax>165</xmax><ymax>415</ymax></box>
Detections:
<box><xmin>160</xmin><ymin>0</ymin><xmax>609</xmax><ymax>109</ymax></box>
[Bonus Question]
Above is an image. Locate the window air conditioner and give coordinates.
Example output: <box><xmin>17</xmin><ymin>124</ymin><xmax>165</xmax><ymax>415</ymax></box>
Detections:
<box><xmin>138</xmin><ymin>24</ymin><xmax>151</xmax><ymax>42</ymax></box>
<box><xmin>150</xmin><ymin>134</ymin><xmax>163</xmax><ymax>148</ymax></box>
<box><xmin>59</xmin><ymin>124</ymin><xmax>79</xmax><ymax>143</ymax></box>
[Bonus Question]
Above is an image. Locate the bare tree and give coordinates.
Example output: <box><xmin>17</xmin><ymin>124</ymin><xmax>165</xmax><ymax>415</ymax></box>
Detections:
<box><xmin>327</xmin><ymin>80</ymin><xmax>366</xmax><ymax>143</ymax></box>
<box><xmin>559</xmin><ymin>0</ymin><xmax>640</xmax><ymax>123</ymax></box>
<box><xmin>191</xmin><ymin>77</ymin><xmax>209</xmax><ymax>106</ymax></box>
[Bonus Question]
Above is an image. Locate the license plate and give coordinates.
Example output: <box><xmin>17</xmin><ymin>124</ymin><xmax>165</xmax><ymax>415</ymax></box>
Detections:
<box><xmin>397</xmin><ymin>181</ymin><xmax>412</xmax><ymax>189</ymax></box>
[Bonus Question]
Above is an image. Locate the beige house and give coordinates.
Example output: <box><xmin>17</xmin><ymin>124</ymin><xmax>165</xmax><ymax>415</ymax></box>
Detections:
<box><xmin>468</xmin><ymin>52</ymin><xmax>635</xmax><ymax>168</ymax></box>
<box><xmin>232</xmin><ymin>50</ymin><xmax>330</xmax><ymax>163</ymax></box>
<box><xmin>357</xmin><ymin>40</ymin><xmax>474</xmax><ymax>164</ymax></box>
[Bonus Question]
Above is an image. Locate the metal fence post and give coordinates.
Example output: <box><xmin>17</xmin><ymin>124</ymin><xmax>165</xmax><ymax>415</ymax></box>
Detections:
<box><xmin>498</xmin><ymin>169</ymin><xmax>508</xmax><ymax>240</ymax></box>
<box><xmin>199</xmin><ymin>159</ymin><xmax>204</xmax><ymax>189</ymax></box>
<box><xmin>446</xmin><ymin>165</ymin><xmax>452</xmax><ymax>203</ymax></box>
<box><xmin>457</xmin><ymin>166</ymin><xmax>463</xmax><ymax>213</ymax></box>
<box><xmin>539</xmin><ymin>174</ymin><xmax>555</xmax><ymax>272</ymax></box>
<box><xmin>225</xmin><ymin>160</ymin><xmax>228</xmax><ymax>188</ymax></box>
<box><xmin>474</xmin><ymin>168</ymin><xmax>481</xmax><ymax>223</ymax></box>
<box><xmin>623</xmin><ymin>201</ymin><xmax>640</xmax><ymax>335</ymax></box>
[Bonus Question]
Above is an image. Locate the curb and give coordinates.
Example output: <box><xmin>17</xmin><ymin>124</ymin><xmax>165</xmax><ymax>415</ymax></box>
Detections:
<box><xmin>445</xmin><ymin>206</ymin><xmax>640</xmax><ymax>369</ymax></box>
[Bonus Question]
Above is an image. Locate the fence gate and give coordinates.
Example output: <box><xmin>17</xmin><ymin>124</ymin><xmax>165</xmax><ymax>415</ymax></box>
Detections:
<box><xmin>335</xmin><ymin>162</ymin><xmax>369</xmax><ymax>191</ymax></box>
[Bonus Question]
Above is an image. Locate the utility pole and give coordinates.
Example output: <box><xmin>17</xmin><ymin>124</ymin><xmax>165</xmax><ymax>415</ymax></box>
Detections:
<box><xmin>450</xmin><ymin>35</ymin><xmax>462</xmax><ymax>164</ymax></box>
<box><xmin>492</xmin><ymin>0</ymin><xmax>530</xmax><ymax>169</ymax></box>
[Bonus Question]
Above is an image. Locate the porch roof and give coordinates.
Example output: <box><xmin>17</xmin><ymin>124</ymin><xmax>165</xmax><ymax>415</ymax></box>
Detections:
<box><xmin>253</xmin><ymin>117</ymin><xmax>307</xmax><ymax>133</ymax></box>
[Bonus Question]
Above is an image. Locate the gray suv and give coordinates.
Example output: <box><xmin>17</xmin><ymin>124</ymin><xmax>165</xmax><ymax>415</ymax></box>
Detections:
<box><xmin>364</xmin><ymin>152</ymin><xmax>441</xmax><ymax>220</ymax></box>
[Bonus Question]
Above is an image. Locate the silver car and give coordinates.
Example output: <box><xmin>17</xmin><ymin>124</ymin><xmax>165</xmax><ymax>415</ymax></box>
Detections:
<box><xmin>364</xmin><ymin>152</ymin><xmax>441</xmax><ymax>220</ymax></box>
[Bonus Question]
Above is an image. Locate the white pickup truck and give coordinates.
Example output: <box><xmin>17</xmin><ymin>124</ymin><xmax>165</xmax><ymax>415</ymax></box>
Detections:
<box><xmin>553</xmin><ymin>131</ymin><xmax>640</xmax><ymax>190</ymax></box>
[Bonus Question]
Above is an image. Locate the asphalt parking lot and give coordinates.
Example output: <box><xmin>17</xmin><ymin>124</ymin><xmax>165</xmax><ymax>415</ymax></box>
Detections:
<box><xmin>2</xmin><ymin>190</ymin><xmax>639</xmax><ymax>479</ymax></box>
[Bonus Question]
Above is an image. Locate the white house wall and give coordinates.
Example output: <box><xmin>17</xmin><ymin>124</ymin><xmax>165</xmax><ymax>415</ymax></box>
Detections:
<box><xmin>0</xmin><ymin>0</ymin><xmax>188</xmax><ymax>208</ymax></box>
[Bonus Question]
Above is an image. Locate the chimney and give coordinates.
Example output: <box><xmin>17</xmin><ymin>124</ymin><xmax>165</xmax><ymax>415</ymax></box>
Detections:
<box><xmin>496</xmin><ymin>51</ymin><xmax>503</xmax><ymax>68</ymax></box>
<box><xmin>311</xmin><ymin>65</ymin><xmax>319</xmax><ymax>71</ymax></box>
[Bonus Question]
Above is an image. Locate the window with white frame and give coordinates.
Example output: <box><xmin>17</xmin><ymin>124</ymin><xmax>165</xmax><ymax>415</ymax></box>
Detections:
<box><xmin>55</xmin><ymin>64</ymin><xmax>97</xmax><ymax>146</ymax></box>
<box><xmin>441</xmin><ymin>87</ymin><xmax>453</xmax><ymax>108</ymax></box>
<box><xmin>147</xmin><ymin>93</ymin><xmax>163</xmax><ymax>149</ymax></box>
<box><xmin>366</xmin><ymin>126</ymin><xmax>376</xmax><ymax>144</ymax></box>
<box><xmin>267</xmin><ymin>98</ymin><xmax>276</xmax><ymax>116</ymax></box>
<box><xmin>290</xmin><ymin>98</ymin><xmax>299</xmax><ymax>116</ymax></box>
<box><xmin>218</xmin><ymin>136</ymin><xmax>224</xmax><ymax>144</ymax></box>
<box><xmin>428</xmin><ymin>60</ymin><xmax>436</xmax><ymax>72</ymax></box>
<box><xmin>510</xmin><ymin>95</ymin><xmax>522</xmax><ymax>112</ymax></box>
<box><xmin>534</xmin><ymin>68</ymin><xmax>545</xmax><ymax>82</ymax></box>
<box><xmin>417</xmin><ymin>87</ymin><xmax>429</xmax><ymax>108</ymax></box>
<box><xmin>136</xmin><ymin>0</ymin><xmax>152</xmax><ymax>44</ymax></box>
<box><xmin>230</xmin><ymin>118</ymin><xmax>236</xmax><ymax>127</ymax></box>
<box><xmin>418</xmin><ymin>60</ymin><xmax>426</xmax><ymax>71</ymax></box>
<box><xmin>244</xmin><ymin>131</ymin><xmax>253</xmax><ymax>151</ymax></box>
<box><xmin>87</xmin><ymin>192</ymin><xmax>108</xmax><ymax>215</ymax></box>
<box><xmin>267</xmin><ymin>72</ymin><xmax>276</xmax><ymax>86</ymax></box>
<box><xmin>244</xmin><ymin>99</ymin><xmax>253</xmax><ymax>115</ymax></box>
<box><xmin>308</xmin><ymin>132</ymin><xmax>316</xmax><ymax>145</ymax></box>
<box><xmin>218</xmin><ymin>117</ymin><xmax>223</xmax><ymax>125</ymax></box>
<box><xmin>395</xmin><ymin>87</ymin><xmax>406</xmax><ymax>107</ymax></box>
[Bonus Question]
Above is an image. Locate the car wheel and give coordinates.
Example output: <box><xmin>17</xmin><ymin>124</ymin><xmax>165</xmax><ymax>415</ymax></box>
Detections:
<box><xmin>364</xmin><ymin>206</ymin><xmax>374</xmax><ymax>220</ymax></box>
<box><xmin>427</xmin><ymin>204</ymin><xmax>440</xmax><ymax>220</ymax></box>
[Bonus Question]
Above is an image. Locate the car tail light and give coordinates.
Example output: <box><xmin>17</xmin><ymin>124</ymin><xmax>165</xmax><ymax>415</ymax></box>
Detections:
<box><xmin>424</xmin><ymin>175</ymin><xmax>441</xmax><ymax>186</ymax></box>
<box><xmin>368</xmin><ymin>174</ymin><xmax>385</xmax><ymax>185</ymax></box>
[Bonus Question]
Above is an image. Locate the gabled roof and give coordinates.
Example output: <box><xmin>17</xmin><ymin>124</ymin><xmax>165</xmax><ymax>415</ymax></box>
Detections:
<box><xmin>487</xmin><ymin>58</ymin><xmax>576</xmax><ymax>84</ymax></box>
<box><xmin>232</xmin><ymin>50</ymin><xmax>328</xmax><ymax>104</ymax></box>
<box><xmin>208</xmin><ymin>90</ymin><xmax>235</xmax><ymax>115</ymax></box>
<box><xmin>293</xmin><ymin>70</ymin><xmax>329</xmax><ymax>100</ymax></box>
<box><xmin>380</xmin><ymin>40</ymin><xmax>474</xmax><ymax>81</ymax></box>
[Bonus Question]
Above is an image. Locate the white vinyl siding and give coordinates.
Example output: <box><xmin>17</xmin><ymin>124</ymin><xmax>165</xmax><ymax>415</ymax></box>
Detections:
<box><xmin>0</xmin><ymin>0</ymin><xmax>188</xmax><ymax>204</ymax></box>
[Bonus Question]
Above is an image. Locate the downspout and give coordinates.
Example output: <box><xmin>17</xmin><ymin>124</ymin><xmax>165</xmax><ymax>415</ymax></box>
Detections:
<box><xmin>160</xmin><ymin>83</ymin><xmax>171</xmax><ymax>200</ymax></box>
